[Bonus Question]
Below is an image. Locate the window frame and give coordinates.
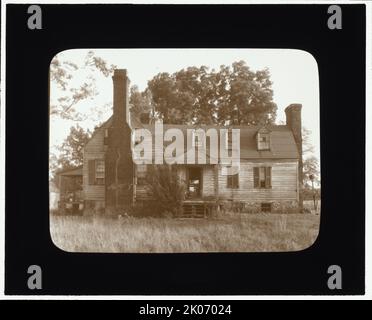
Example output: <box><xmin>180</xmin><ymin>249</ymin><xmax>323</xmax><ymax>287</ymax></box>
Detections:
<box><xmin>225</xmin><ymin>130</ymin><xmax>233</xmax><ymax>150</ymax></box>
<box><xmin>227</xmin><ymin>172</ymin><xmax>239</xmax><ymax>189</ymax></box>
<box><xmin>253</xmin><ymin>166</ymin><xmax>272</xmax><ymax>189</ymax></box>
<box><xmin>261</xmin><ymin>202</ymin><xmax>272</xmax><ymax>213</ymax></box>
<box><xmin>257</xmin><ymin>132</ymin><xmax>271</xmax><ymax>151</ymax></box>
<box><xmin>95</xmin><ymin>159</ymin><xmax>105</xmax><ymax>185</ymax></box>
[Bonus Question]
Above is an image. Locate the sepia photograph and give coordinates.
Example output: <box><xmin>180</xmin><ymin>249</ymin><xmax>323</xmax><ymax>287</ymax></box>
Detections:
<box><xmin>3</xmin><ymin>0</ymin><xmax>368</xmax><ymax>298</ymax></box>
<box><xmin>49</xmin><ymin>49</ymin><xmax>321</xmax><ymax>253</ymax></box>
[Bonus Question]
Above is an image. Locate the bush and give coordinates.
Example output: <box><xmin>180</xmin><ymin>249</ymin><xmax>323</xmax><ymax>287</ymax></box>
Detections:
<box><xmin>145</xmin><ymin>165</ymin><xmax>186</xmax><ymax>217</ymax></box>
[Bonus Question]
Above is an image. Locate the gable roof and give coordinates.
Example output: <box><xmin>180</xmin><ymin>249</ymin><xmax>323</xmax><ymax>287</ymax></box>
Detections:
<box><xmin>85</xmin><ymin>111</ymin><xmax>144</xmax><ymax>144</ymax></box>
<box><xmin>135</xmin><ymin>124</ymin><xmax>299</xmax><ymax>160</ymax></box>
<box><xmin>57</xmin><ymin>166</ymin><xmax>83</xmax><ymax>176</ymax></box>
<box><xmin>256</xmin><ymin>126</ymin><xmax>271</xmax><ymax>134</ymax></box>
<box><xmin>85</xmin><ymin>113</ymin><xmax>299</xmax><ymax>160</ymax></box>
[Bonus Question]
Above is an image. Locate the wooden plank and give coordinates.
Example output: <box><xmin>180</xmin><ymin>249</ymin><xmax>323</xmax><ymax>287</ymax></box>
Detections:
<box><xmin>83</xmin><ymin>129</ymin><xmax>106</xmax><ymax>202</ymax></box>
<box><xmin>217</xmin><ymin>160</ymin><xmax>298</xmax><ymax>201</ymax></box>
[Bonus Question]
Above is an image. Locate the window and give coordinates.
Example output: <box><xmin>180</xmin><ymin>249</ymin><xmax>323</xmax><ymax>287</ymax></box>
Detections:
<box><xmin>225</xmin><ymin>130</ymin><xmax>233</xmax><ymax>150</ymax></box>
<box><xmin>95</xmin><ymin>160</ymin><xmax>105</xmax><ymax>185</ymax></box>
<box><xmin>88</xmin><ymin>159</ymin><xmax>105</xmax><ymax>185</ymax></box>
<box><xmin>259</xmin><ymin>167</ymin><xmax>266</xmax><ymax>188</ymax></box>
<box><xmin>261</xmin><ymin>202</ymin><xmax>272</xmax><ymax>213</ymax></box>
<box><xmin>136</xmin><ymin>164</ymin><xmax>147</xmax><ymax>185</ymax></box>
<box><xmin>227</xmin><ymin>173</ymin><xmax>239</xmax><ymax>189</ymax></box>
<box><xmin>257</xmin><ymin>132</ymin><xmax>270</xmax><ymax>150</ymax></box>
<box><xmin>253</xmin><ymin>167</ymin><xmax>271</xmax><ymax>189</ymax></box>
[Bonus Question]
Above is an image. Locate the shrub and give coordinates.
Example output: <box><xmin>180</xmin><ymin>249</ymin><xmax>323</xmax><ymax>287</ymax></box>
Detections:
<box><xmin>145</xmin><ymin>165</ymin><xmax>186</xmax><ymax>217</ymax></box>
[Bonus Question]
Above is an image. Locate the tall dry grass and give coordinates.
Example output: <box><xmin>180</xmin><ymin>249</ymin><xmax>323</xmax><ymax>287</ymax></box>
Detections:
<box><xmin>50</xmin><ymin>213</ymin><xmax>320</xmax><ymax>253</ymax></box>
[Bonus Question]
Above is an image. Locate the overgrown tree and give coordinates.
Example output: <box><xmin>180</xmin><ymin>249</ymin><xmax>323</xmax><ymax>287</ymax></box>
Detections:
<box><xmin>50</xmin><ymin>125</ymin><xmax>92</xmax><ymax>184</ymax></box>
<box><xmin>129</xmin><ymin>85</ymin><xmax>153</xmax><ymax>121</ymax></box>
<box><xmin>49</xmin><ymin>51</ymin><xmax>116</xmax><ymax>121</ymax></box>
<box><xmin>303</xmin><ymin>155</ymin><xmax>320</xmax><ymax>187</ymax></box>
<box><xmin>147</xmin><ymin>61</ymin><xmax>277</xmax><ymax>125</ymax></box>
<box><xmin>146</xmin><ymin>165</ymin><xmax>186</xmax><ymax>217</ymax></box>
<box><xmin>301</xmin><ymin>127</ymin><xmax>320</xmax><ymax>186</ymax></box>
<box><xmin>217</xmin><ymin>61</ymin><xmax>277</xmax><ymax>125</ymax></box>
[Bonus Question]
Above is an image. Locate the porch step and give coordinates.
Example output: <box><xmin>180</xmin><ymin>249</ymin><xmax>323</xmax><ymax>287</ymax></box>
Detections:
<box><xmin>181</xmin><ymin>202</ymin><xmax>206</xmax><ymax>218</ymax></box>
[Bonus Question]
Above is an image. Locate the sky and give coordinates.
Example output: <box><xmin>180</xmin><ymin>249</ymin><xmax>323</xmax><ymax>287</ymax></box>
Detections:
<box><xmin>50</xmin><ymin>48</ymin><xmax>320</xmax><ymax>160</ymax></box>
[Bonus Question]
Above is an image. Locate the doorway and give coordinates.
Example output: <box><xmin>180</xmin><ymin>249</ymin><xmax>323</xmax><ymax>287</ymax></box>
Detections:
<box><xmin>187</xmin><ymin>167</ymin><xmax>202</xmax><ymax>199</ymax></box>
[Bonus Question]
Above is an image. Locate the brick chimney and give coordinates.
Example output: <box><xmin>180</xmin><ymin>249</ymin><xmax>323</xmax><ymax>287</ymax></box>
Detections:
<box><xmin>285</xmin><ymin>104</ymin><xmax>303</xmax><ymax>211</ymax></box>
<box><xmin>112</xmin><ymin>69</ymin><xmax>130</xmax><ymax>127</ymax></box>
<box><xmin>105</xmin><ymin>69</ymin><xmax>134</xmax><ymax>210</ymax></box>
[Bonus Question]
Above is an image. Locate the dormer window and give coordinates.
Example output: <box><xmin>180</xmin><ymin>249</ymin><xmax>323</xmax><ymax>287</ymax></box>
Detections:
<box><xmin>257</xmin><ymin>127</ymin><xmax>271</xmax><ymax>151</ymax></box>
<box><xmin>258</xmin><ymin>134</ymin><xmax>270</xmax><ymax>149</ymax></box>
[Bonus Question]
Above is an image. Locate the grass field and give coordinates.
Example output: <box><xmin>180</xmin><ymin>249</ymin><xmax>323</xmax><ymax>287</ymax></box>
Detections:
<box><xmin>303</xmin><ymin>200</ymin><xmax>321</xmax><ymax>212</ymax></box>
<box><xmin>50</xmin><ymin>213</ymin><xmax>320</xmax><ymax>253</ymax></box>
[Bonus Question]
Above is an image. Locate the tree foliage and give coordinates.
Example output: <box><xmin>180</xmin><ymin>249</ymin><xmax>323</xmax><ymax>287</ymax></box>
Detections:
<box><xmin>50</xmin><ymin>125</ymin><xmax>92</xmax><ymax>184</ymax></box>
<box><xmin>129</xmin><ymin>85</ymin><xmax>153</xmax><ymax>121</ymax></box>
<box><xmin>302</xmin><ymin>127</ymin><xmax>320</xmax><ymax>187</ymax></box>
<box><xmin>217</xmin><ymin>61</ymin><xmax>277</xmax><ymax>125</ymax></box>
<box><xmin>50</xmin><ymin>51</ymin><xmax>116</xmax><ymax>121</ymax></box>
<box><xmin>146</xmin><ymin>165</ymin><xmax>186</xmax><ymax>216</ymax></box>
<box><xmin>303</xmin><ymin>156</ymin><xmax>320</xmax><ymax>187</ymax></box>
<box><xmin>147</xmin><ymin>61</ymin><xmax>277</xmax><ymax>125</ymax></box>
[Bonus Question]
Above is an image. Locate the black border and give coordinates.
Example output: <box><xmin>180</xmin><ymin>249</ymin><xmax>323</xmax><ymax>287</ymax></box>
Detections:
<box><xmin>5</xmin><ymin>4</ymin><xmax>365</xmax><ymax>295</ymax></box>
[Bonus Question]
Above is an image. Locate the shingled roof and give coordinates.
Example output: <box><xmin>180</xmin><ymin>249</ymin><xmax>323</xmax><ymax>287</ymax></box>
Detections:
<box><xmin>91</xmin><ymin>114</ymin><xmax>299</xmax><ymax>160</ymax></box>
<box><xmin>137</xmin><ymin>123</ymin><xmax>299</xmax><ymax>160</ymax></box>
<box><xmin>56</xmin><ymin>166</ymin><xmax>83</xmax><ymax>176</ymax></box>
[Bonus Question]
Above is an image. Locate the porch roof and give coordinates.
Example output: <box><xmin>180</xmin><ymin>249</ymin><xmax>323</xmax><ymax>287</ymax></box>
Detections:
<box><xmin>57</xmin><ymin>166</ymin><xmax>83</xmax><ymax>177</ymax></box>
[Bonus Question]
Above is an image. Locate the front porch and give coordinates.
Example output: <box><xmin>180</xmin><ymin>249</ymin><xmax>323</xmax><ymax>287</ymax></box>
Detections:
<box><xmin>181</xmin><ymin>199</ymin><xmax>218</xmax><ymax>218</ymax></box>
<box><xmin>56</xmin><ymin>166</ymin><xmax>84</xmax><ymax>215</ymax></box>
<box><xmin>180</xmin><ymin>165</ymin><xmax>218</xmax><ymax>217</ymax></box>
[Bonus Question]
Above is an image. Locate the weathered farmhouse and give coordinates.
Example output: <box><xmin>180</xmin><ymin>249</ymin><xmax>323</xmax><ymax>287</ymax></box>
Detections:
<box><xmin>82</xmin><ymin>69</ymin><xmax>303</xmax><ymax>215</ymax></box>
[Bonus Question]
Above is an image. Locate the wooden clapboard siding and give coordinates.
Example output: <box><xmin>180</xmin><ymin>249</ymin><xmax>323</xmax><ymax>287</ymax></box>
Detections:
<box><xmin>83</xmin><ymin>121</ymin><xmax>300</xmax><ymax>204</ymax></box>
<box><xmin>218</xmin><ymin>159</ymin><xmax>298</xmax><ymax>201</ymax></box>
<box><xmin>133</xmin><ymin>161</ymin><xmax>298</xmax><ymax>202</ymax></box>
<box><xmin>202</xmin><ymin>166</ymin><xmax>215</xmax><ymax>197</ymax></box>
<box><xmin>135</xmin><ymin>185</ymin><xmax>151</xmax><ymax>201</ymax></box>
<box><xmin>83</xmin><ymin>128</ymin><xmax>106</xmax><ymax>201</ymax></box>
